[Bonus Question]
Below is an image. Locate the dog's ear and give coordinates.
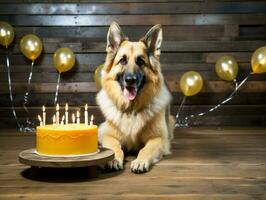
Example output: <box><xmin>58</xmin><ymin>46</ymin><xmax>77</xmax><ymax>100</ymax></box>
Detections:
<box><xmin>142</xmin><ymin>24</ymin><xmax>163</xmax><ymax>58</ymax></box>
<box><xmin>106</xmin><ymin>22</ymin><xmax>126</xmax><ymax>53</ymax></box>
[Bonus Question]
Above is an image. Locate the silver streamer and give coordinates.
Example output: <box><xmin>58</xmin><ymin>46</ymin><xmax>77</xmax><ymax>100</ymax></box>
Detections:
<box><xmin>6</xmin><ymin>54</ymin><xmax>21</xmax><ymax>130</ymax></box>
<box><xmin>23</xmin><ymin>61</ymin><xmax>34</xmax><ymax>109</ymax></box>
<box><xmin>21</xmin><ymin>60</ymin><xmax>36</xmax><ymax>132</ymax></box>
<box><xmin>176</xmin><ymin>73</ymin><xmax>252</xmax><ymax>127</ymax></box>
<box><xmin>54</xmin><ymin>73</ymin><xmax>61</xmax><ymax>105</ymax></box>
<box><xmin>175</xmin><ymin>96</ymin><xmax>187</xmax><ymax>127</ymax></box>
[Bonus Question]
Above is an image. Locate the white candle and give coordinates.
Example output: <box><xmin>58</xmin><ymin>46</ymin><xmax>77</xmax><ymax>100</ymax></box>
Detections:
<box><xmin>56</xmin><ymin>104</ymin><xmax>60</xmax><ymax>125</ymax></box>
<box><xmin>65</xmin><ymin>103</ymin><xmax>68</xmax><ymax>125</ymax></box>
<box><xmin>42</xmin><ymin>105</ymin><xmax>46</xmax><ymax>126</ymax></box>
<box><xmin>84</xmin><ymin>104</ymin><xmax>88</xmax><ymax>125</ymax></box>
<box><xmin>72</xmin><ymin>113</ymin><xmax>75</xmax><ymax>124</ymax></box>
<box><xmin>38</xmin><ymin>115</ymin><xmax>43</xmax><ymax>127</ymax></box>
<box><xmin>90</xmin><ymin>114</ymin><xmax>94</xmax><ymax>126</ymax></box>
<box><xmin>77</xmin><ymin>111</ymin><xmax>80</xmax><ymax>124</ymax></box>
<box><xmin>61</xmin><ymin>115</ymin><xmax>65</xmax><ymax>125</ymax></box>
<box><xmin>53</xmin><ymin>114</ymin><xmax>56</xmax><ymax>125</ymax></box>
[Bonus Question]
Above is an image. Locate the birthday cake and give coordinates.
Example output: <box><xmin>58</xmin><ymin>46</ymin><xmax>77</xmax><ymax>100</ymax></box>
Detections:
<box><xmin>36</xmin><ymin>124</ymin><xmax>98</xmax><ymax>156</ymax></box>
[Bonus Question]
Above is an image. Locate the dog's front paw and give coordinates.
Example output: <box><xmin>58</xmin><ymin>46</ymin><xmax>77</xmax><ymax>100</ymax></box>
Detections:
<box><xmin>106</xmin><ymin>159</ymin><xmax>123</xmax><ymax>171</ymax></box>
<box><xmin>130</xmin><ymin>159</ymin><xmax>150</xmax><ymax>174</ymax></box>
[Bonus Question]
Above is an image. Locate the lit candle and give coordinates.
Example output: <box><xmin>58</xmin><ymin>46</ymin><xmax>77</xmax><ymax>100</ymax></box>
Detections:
<box><xmin>38</xmin><ymin>115</ymin><xmax>43</xmax><ymax>127</ymax></box>
<box><xmin>72</xmin><ymin>113</ymin><xmax>75</xmax><ymax>124</ymax></box>
<box><xmin>42</xmin><ymin>105</ymin><xmax>46</xmax><ymax>126</ymax></box>
<box><xmin>61</xmin><ymin>115</ymin><xmax>65</xmax><ymax>125</ymax></box>
<box><xmin>77</xmin><ymin>111</ymin><xmax>80</xmax><ymax>124</ymax></box>
<box><xmin>65</xmin><ymin>103</ymin><xmax>68</xmax><ymax>125</ymax></box>
<box><xmin>53</xmin><ymin>114</ymin><xmax>56</xmax><ymax>125</ymax></box>
<box><xmin>56</xmin><ymin>104</ymin><xmax>60</xmax><ymax>125</ymax></box>
<box><xmin>90</xmin><ymin>114</ymin><xmax>94</xmax><ymax>126</ymax></box>
<box><xmin>84</xmin><ymin>104</ymin><xmax>88</xmax><ymax>125</ymax></box>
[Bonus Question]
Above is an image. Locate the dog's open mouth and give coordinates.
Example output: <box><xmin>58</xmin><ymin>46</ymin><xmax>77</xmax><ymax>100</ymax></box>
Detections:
<box><xmin>123</xmin><ymin>86</ymin><xmax>137</xmax><ymax>101</ymax></box>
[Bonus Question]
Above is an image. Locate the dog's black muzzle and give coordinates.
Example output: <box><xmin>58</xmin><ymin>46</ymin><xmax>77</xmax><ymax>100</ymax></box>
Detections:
<box><xmin>124</xmin><ymin>72</ymin><xmax>137</xmax><ymax>86</ymax></box>
<box><xmin>117</xmin><ymin>71</ymin><xmax>145</xmax><ymax>91</ymax></box>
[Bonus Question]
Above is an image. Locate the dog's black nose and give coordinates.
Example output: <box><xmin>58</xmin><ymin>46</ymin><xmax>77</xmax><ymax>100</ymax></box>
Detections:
<box><xmin>124</xmin><ymin>73</ymin><xmax>137</xmax><ymax>86</ymax></box>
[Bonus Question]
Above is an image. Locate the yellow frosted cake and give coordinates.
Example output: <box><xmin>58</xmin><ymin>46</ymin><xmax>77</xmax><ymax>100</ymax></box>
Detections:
<box><xmin>36</xmin><ymin>124</ymin><xmax>98</xmax><ymax>156</ymax></box>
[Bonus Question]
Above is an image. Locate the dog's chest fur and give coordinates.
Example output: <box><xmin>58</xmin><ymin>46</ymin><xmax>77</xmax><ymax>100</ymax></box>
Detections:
<box><xmin>96</xmin><ymin>85</ymin><xmax>171</xmax><ymax>142</ymax></box>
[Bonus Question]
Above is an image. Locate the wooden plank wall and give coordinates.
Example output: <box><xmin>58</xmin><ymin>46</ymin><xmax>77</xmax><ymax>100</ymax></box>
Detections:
<box><xmin>0</xmin><ymin>0</ymin><xmax>266</xmax><ymax>128</ymax></box>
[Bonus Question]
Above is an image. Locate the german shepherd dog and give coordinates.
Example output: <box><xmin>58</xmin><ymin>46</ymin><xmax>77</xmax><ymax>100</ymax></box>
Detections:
<box><xmin>96</xmin><ymin>22</ymin><xmax>175</xmax><ymax>173</ymax></box>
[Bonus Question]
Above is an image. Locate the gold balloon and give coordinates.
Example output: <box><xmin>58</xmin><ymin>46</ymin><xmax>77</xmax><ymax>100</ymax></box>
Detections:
<box><xmin>94</xmin><ymin>64</ymin><xmax>105</xmax><ymax>89</ymax></box>
<box><xmin>180</xmin><ymin>71</ymin><xmax>203</xmax><ymax>96</ymax></box>
<box><xmin>0</xmin><ymin>21</ymin><xmax>14</xmax><ymax>48</ymax></box>
<box><xmin>251</xmin><ymin>46</ymin><xmax>266</xmax><ymax>74</ymax></box>
<box><xmin>53</xmin><ymin>47</ymin><xmax>75</xmax><ymax>73</ymax></box>
<box><xmin>215</xmin><ymin>56</ymin><xmax>238</xmax><ymax>81</ymax></box>
<box><xmin>20</xmin><ymin>34</ymin><xmax>43</xmax><ymax>61</ymax></box>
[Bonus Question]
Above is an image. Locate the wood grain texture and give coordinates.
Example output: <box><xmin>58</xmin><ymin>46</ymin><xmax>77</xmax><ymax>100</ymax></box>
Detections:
<box><xmin>1</xmin><ymin>40</ymin><xmax>266</xmax><ymax>54</ymax></box>
<box><xmin>0</xmin><ymin>128</ymin><xmax>265</xmax><ymax>199</ymax></box>
<box><xmin>2</xmin><ymin>26</ymin><xmax>264</xmax><ymax>41</ymax></box>
<box><xmin>0</xmin><ymin>52</ymin><xmax>258</xmax><ymax>66</ymax></box>
<box><xmin>0</xmin><ymin>1</ymin><xmax>265</xmax><ymax>127</ymax></box>
<box><xmin>1</xmin><ymin>14</ymin><xmax>266</xmax><ymax>26</ymax></box>
<box><xmin>0</xmin><ymin>2</ymin><xmax>266</xmax><ymax>15</ymax></box>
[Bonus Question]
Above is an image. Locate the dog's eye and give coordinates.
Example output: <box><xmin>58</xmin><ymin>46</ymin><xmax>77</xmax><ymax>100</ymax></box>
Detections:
<box><xmin>136</xmin><ymin>56</ymin><xmax>145</xmax><ymax>67</ymax></box>
<box><xmin>119</xmin><ymin>56</ymin><xmax>127</xmax><ymax>65</ymax></box>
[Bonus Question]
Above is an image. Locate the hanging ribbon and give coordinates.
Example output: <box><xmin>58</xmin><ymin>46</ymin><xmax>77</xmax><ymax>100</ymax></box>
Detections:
<box><xmin>21</xmin><ymin>60</ymin><xmax>36</xmax><ymax>132</ymax></box>
<box><xmin>175</xmin><ymin>96</ymin><xmax>188</xmax><ymax>127</ymax></box>
<box><xmin>6</xmin><ymin>53</ymin><xmax>21</xmax><ymax>130</ymax></box>
<box><xmin>176</xmin><ymin>73</ymin><xmax>252</xmax><ymax>127</ymax></box>
<box><xmin>54</xmin><ymin>73</ymin><xmax>61</xmax><ymax>105</ymax></box>
<box><xmin>23</xmin><ymin>60</ymin><xmax>34</xmax><ymax>109</ymax></box>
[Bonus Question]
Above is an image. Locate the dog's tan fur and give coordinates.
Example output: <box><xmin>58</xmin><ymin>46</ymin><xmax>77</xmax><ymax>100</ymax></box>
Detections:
<box><xmin>96</xmin><ymin>22</ymin><xmax>175</xmax><ymax>173</ymax></box>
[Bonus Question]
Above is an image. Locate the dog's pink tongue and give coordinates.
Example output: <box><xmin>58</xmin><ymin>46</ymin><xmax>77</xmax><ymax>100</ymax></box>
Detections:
<box><xmin>123</xmin><ymin>87</ymin><xmax>137</xmax><ymax>101</ymax></box>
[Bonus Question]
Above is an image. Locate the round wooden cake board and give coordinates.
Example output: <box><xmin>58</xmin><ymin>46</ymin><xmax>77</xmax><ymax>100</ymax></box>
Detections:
<box><xmin>19</xmin><ymin>147</ymin><xmax>114</xmax><ymax>178</ymax></box>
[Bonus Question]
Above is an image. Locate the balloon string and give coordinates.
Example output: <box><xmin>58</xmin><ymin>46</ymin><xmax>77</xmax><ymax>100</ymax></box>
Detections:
<box><xmin>6</xmin><ymin>53</ymin><xmax>21</xmax><ymax>130</ymax></box>
<box><xmin>20</xmin><ymin>60</ymin><xmax>36</xmax><ymax>132</ymax></box>
<box><xmin>23</xmin><ymin>60</ymin><xmax>34</xmax><ymax>113</ymax></box>
<box><xmin>183</xmin><ymin>73</ymin><xmax>252</xmax><ymax>123</ymax></box>
<box><xmin>176</xmin><ymin>96</ymin><xmax>186</xmax><ymax>119</ymax></box>
<box><xmin>175</xmin><ymin>96</ymin><xmax>188</xmax><ymax>127</ymax></box>
<box><xmin>54</xmin><ymin>73</ymin><xmax>61</xmax><ymax>105</ymax></box>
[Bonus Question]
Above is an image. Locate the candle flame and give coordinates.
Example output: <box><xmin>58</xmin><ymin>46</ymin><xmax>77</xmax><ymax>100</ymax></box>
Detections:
<box><xmin>56</xmin><ymin>103</ymin><xmax>59</xmax><ymax>111</ymax></box>
<box><xmin>38</xmin><ymin>115</ymin><xmax>42</xmax><ymax>122</ymax></box>
<box><xmin>77</xmin><ymin>110</ymin><xmax>80</xmax><ymax>118</ymax></box>
<box><xmin>65</xmin><ymin>103</ymin><xmax>68</xmax><ymax>111</ymax></box>
<box><xmin>85</xmin><ymin>104</ymin><xmax>88</xmax><ymax>111</ymax></box>
<box><xmin>42</xmin><ymin>105</ymin><xmax>45</xmax><ymax>112</ymax></box>
<box><xmin>61</xmin><ymin>115</ymin><xmax>65</xmax><ymax>121</ymax></box>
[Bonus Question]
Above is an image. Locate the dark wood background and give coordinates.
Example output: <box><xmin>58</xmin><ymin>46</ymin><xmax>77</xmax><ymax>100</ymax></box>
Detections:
<box><xmin>0</xmin><ymin>0</ymin><xmax>266</xmax><ymax>128</ymax></box>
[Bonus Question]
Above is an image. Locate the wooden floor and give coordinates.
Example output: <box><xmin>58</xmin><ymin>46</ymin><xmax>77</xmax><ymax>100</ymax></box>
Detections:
<box><xmin>0</xmin><ymin>127</ymin><xmax>266</xmax><ymax>200</ymax></box>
